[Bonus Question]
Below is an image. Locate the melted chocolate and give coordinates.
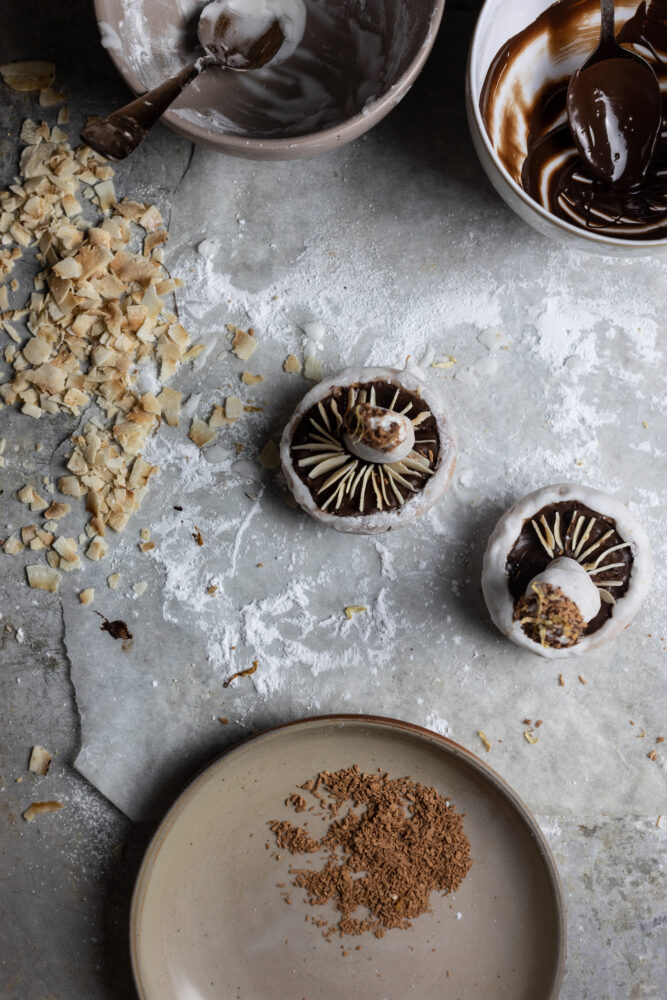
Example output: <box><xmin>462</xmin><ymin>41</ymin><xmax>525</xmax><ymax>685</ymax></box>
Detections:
<box><xmin>506</xmin><ymin>500</ymin><xmax>634</xmax><ymax>635</ymax></box>
<box><xmin>481</xmin><ymin>0</ymin><xmax>667</xmax><ymax>240</ymax></box>
<box><xmin>567</xmin><ymin>55</ymin><xmax>661</xmax><ymax>188</ymax></box>
<box><xmin>290</xmin><ymin>381</ymin><xmax>440</xmax><ymax>518</ymax></box>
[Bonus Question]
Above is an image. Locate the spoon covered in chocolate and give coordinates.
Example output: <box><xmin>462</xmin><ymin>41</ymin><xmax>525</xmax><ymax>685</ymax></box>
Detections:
<box><xmin>566</xmin><ymin>0</ymin><xmax>662</xmax><ymax>189</ymax></box>
<box><xmin>81</xmin><ymin>0</ymin><xmax>308</xmax><ymax>159</ymax></box>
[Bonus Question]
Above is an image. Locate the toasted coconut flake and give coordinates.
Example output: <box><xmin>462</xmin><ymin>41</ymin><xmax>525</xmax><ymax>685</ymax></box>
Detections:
<box><xmin>26</xmin><ymin>563</ymin><xmax>61</xmax><ymax>592</ymax></box>
<box><xmin>231</xmin><ymin>328</ymin><xmax>257</xmax><ymax>360</ymax></box>
<box><xmin>208</xmin><ymin>405</ymin><xmax>236</xmax><ymax>428</ymax></box>
<box><xmin>79</xmin><ymin>588</ymin><xmax>95</xmax><ymax>605</ymax></box>
<box><xmin>39</xmin><ymin>86</ymin><xmax>65</xmax><ymax>106</ymax></box>
<box><xmin>44</xmin><ymin>500</ymin><xmax>70</xmax><ymax>519</ymax></box>
<box><xmin>1</xmin><ymin>61</ymin><xmax>55</xmax><ymax>91</ymax></box>
<box><xmin>29</xmin><ymin>745</ymin><xmax>52</xmax><ymax>776</ymax></box>
<box><xmin>133</xmin><ymin>580</ymin><xmax>148</xmax><ymax>596</ymax></box>
<box><xmin>259</xmin><ymin>439</ymin><xmax>280</xmax><ymax>469</ymax></box>
<box><xmin>107</xmin><ymin>573</ymin><xmax>121</xmax><ymax>589</ymax></box>
<box><xmin>225</xmin><ymin>396</ymin><xmax>244</xmax><ymax>420</ymax></box>
<box><xmin>242</xmin><ymin>372</ymin><xmax>263</xmax><ymax>385</ymax></box>
<box><xmin>3</xmin><ymin>535</ymin><xmax>24</xmax><ymax>555</ymax></box>
<box><xmin>189</xmin><ymin>416</ymin><xmax>217</xmax><ymax>449</ymax></box>
<box><xmin>23</xmin><ymin>800</ymin><xmax>63</xmax><ymax>822</ymax></box>
<box><xmin>157</xmin><ymin>386</ymin><xmax>181</xmax><ymax>427</ymax></box>
<box><xmin>283</xmin><ymin>354</ymin><xmax>301</xmax><ymax>374</ymax></box>
<box><xmin>86</xmin><ymin>536</ymin><xmax>108</xmax><ymax>561</ymax></box>
<box><xmin>303</xmin><ymin>357</ymin><xmax>323</xmax><ymax>382</ymax></box>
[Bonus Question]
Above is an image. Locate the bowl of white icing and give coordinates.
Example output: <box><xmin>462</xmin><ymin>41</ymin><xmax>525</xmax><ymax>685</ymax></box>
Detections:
<box><xmin>94</xmin><ymin>0</ymin><xmax>446</xmax><ymax>159</ymax></box>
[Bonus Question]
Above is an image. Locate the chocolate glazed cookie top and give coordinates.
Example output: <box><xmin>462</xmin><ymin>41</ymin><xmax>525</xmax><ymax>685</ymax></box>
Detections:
<box><xmin>506</xmin><ymin>499</ymin><xmax>634</xmax><ymax>635</ymax></box>
<box><xmin>480</xmin><ymin>0</ymin><xmax>667</xmax><ymax>240</ymax></box>
<box><xmin>290</xmin><ymin>380</ymin><xmax>441</xmax><ymax>518</ymax></box>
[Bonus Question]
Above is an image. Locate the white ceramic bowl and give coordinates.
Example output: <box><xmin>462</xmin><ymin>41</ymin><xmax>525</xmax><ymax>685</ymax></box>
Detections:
<box><xmin>465</xmin><ymin>0</ymin><xmax>667</xmax><ymax>256</ymax></box>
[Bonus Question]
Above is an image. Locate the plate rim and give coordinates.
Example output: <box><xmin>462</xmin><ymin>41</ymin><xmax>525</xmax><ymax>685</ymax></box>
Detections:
<box><xmin>130</xmin><ymin>713</ymin><xmax>567</xmax><ymax>1000</ymax></box>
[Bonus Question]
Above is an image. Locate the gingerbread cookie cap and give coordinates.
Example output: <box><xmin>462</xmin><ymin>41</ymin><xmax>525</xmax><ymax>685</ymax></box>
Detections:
<box><xmin>280</xmin><ymin>366</ymin><xmax>456</xmax><ymax>534</ymax></box>
<box><xmin>482</xmin><ymin>483</ymin><xmax>653</xmax><ymax>658</ymax></box>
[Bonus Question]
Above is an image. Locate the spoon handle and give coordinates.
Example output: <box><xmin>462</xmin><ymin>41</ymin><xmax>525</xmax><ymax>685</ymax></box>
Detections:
<box><xmin>81</xmin><ymin>56</ymin><xmax>217</xmax><ymax>160</ymax></box>
<box><xmin>599</xmin><ymin>0</ymin><xmax>616</xmax><ymax>49</ymax></box>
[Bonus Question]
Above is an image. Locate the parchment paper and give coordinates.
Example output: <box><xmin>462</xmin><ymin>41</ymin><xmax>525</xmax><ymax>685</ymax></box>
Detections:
<box><xmin>58</xmin><ymin>141</ymin><xmax>666</xmax><ymax>822</ymax></box>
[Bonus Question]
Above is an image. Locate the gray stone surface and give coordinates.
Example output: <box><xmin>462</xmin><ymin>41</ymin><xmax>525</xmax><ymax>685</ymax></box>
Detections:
<box><xmin>0</xmin><ymin>1</ymin><xmax>665</xmax><ymax>998</ymax></box>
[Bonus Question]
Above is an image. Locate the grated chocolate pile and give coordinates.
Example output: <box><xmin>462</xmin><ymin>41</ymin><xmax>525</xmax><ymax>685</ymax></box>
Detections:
<box><xmin>270</xmin><ymin>765</ymin><xmax>473</xmax><ymax>939</ymax></box>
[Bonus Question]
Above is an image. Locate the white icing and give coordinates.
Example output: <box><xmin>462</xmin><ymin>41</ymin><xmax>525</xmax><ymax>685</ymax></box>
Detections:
<box><xmin>198</xmin><ymin>0</ymin><xmax>307</xmax><ymax>65</ymax></box>
<box><xmin>482</xmin><ymin>483</ymin><xmax>654</xmax><ymax>659</ymax></box>
<box><xmin>528</xmin><ymin>556</ymin><xmax>601</xmax><ymax>623</ymax></box>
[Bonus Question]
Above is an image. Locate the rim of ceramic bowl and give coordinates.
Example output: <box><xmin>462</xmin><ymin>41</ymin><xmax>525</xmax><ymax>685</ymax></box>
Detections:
<box><xmin>129</xmin><ymin>712</ymin><xmax>567</xmax><ymax>1000</ymax></box>
<box><xmin>466</xmin><ymin>0</ymin><xmax>667</xmax><ymax>252</ymax></box>
<box><xmin>93</xmin><ymin>0</ymin><xmax>446</xmax><ymax>157</ymax></box>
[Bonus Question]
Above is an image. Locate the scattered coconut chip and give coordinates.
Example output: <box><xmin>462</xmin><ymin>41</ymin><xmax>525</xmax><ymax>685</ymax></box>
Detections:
<box><xmin>28</xmin><ymin>745</ymin><xmax>52</xmax><ymax>776</ymax></box>
<box><xmin>139</xmin><ymin>541</ymin><xmax>155</xmax><ymax>552</ymax></box>
<box><xmin>26</xmin><ymin>564</ymin><xmax>60</xmax><ymax>592</ymax></box>
<box><xmin>259</xmin><ymin>439</ymin><xmax>281</xmax><ymax>469</ymax></box>
<box><xmin>242</xmin><ymin>372</ymin><xmax>263</xmax><ymax>385</ymax></box>
<box><xmin>3</xmin><ymin>535</ymin><xmax>24</xmax><ymax>555</ymax></box>
<box><xmin>1</xmin><ymin>61</ymin><xmax>55</xmax><ymax>91</ymax></box>
<box><xmin>344</xmin><ymin>606</ymin><xmax>367</xmax><ymax>619</ymax></box>
<box><xmin>157</xmin><ymin>386</ymin><xmax>181</xmax><ymax>427</ymax></box>
<box><xmin>87</xmin><ymin>536</ymin><xmax>108</xmax><ymax>561</ymax></box>
<box><xmin>477</xmin><ymin>730</ymin><xmax>491</xmax><ymax>753</ymax></box>
<box><xmin>431</xmin><ymin>357</ymin><xmax>457</xmax><ymax>369</ymax></box>
<box><xmin>39</xmin><ymin>87</ymin><xmax>65</xmax><ymax>106</ymax></box>
<box><xmin>79</xmin><ymin>588</ymin><xmax>94</xmax><ymax>605</ymax></box>
<box><xmin>23</xmin><ymin>800</ymin><xmax>63</xmax><ymax>822</ymax></box>
<box><xmin>284</xmin><ymin>354</ymin><xmax>301</xmax><ymax>374</ymax></box>
<box><xmin>189</xmin><ymin>416</ymin><xmax>217</xmax><ymax>449</ymax></box>
<box><xmin>43</xmin><ymin>501</ymin><xmax>69</xmax><ymax>520</ymax></box>
<box><xmin>17</xmin><ymin>484</ymin><xmax>36</xmax><ymax>504</ymax></box>
<box><xmin>225</xmin><ymin>396</ymin><xmax>244</xmax><ymax>420</ymax></box>
<box><xmin>140</xmin><ymin>528</ymin><xmax>151</xmax><ymax>541</ymax></box>
<box><xmin>523</xmin><ymin>730</ymin><xmax>539</xmax><ymax>745</ymax></box>
<box><xmin>303</xmin><ymin>357</ymin><xmax>323</xmax><ymax>382</ymax></box>
<box><xmin>231</xmin><ymin>327</ymin><xmax>257</xmax><ymax>360</ymax></box>
<box><xmin>133</xmin><ymin>580</ymin><xmax>148</xmax><ymax>596</ymax></box>
<box><xmin>107</xmin><ymin>573</ymin><xmax>120</xmax><ymax>589</ymax></box>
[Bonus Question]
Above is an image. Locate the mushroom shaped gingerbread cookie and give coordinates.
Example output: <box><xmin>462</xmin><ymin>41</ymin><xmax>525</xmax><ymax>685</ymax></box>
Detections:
<box><xmin>280</xmin><ymin>366</ymin><xmax>456</xmax><ymax>534</ymax></box>
<box><xmin>482</xmin><ymin>483</ymin><xmax>653</xmax><ymax>658</ymax></box>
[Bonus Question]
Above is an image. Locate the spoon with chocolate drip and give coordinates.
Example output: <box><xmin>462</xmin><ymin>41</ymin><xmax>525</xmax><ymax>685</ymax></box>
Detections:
<box><xmin>81</xmin><ymin>0</ymin><xmax>285</xmax><ymax>160</ymax></box>
<box><xmin>566</xmin><ymin>0</ymin><xmax>662</xmax><ymax>190</ymax></box>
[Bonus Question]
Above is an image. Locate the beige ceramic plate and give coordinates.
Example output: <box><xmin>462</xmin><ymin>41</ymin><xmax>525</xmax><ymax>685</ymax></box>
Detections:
<box><xmin>131</xmin><ymin>715</ymin><xmax>566</xmax><ymax>999</ymax></box>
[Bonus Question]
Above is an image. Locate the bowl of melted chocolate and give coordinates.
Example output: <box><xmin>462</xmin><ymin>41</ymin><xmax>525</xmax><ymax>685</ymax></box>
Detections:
<box><xmin>466</xmin><ymin>0</ymin><xmax>667</xmax><ymax>252</ymax></box>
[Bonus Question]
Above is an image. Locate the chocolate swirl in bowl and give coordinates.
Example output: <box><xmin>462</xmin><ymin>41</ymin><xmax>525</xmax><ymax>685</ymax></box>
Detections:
<box><xmin>480</xmin><ymin>0</ymin><xmax>667</xmax><ymax>240</ymax></box>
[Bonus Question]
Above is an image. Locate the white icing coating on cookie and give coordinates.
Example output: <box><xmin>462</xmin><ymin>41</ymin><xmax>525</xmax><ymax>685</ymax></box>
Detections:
<box><xmin>482</xmin><ymin>483</ymin><xmax>653</xmax><ymax>659</ymax></box>
<box><xmin>528</xmin><ymin>556</ymin><xmax>601</xmax><ymax>623</ymax></box>
<box><xmin>280</xmin><ymin>366</ymin><xmax>456</xmax><ymax>535</ymax></box>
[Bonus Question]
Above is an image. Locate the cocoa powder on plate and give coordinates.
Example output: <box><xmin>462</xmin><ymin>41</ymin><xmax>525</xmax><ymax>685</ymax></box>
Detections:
<box><xmin>269</xmin><ymin>765</ymin><xmax>473</xmax><ymax>939</ymax></box>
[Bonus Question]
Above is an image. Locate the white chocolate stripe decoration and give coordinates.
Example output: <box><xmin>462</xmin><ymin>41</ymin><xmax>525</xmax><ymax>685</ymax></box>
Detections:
<box><xmin>529</xmin><ymin>508</ymin><xmax>631</xmax><ymax>606</ymax></box>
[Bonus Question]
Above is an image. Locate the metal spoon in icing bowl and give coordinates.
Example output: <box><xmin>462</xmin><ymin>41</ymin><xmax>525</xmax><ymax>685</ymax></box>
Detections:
<box><xmin>81</xmin><ymin>0</ymin><xmax>298</xmax><ymax>160</ymax></box>
<box><xmin>566</xmin><ymin>0</ymin><xmax>662</xmax><ymax>190</ymax></box>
